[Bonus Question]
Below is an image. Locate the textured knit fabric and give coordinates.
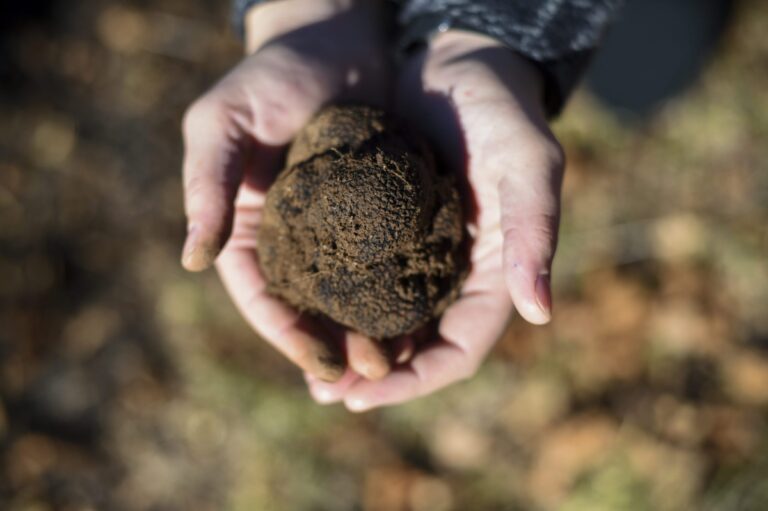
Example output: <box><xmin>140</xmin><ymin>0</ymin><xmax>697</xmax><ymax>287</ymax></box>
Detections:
<box><xmin>396</xmin><ymin>0</ymin><xmax>624</xmax><ymax>116</ymax></box>
<box><xmin>232</xmin><ymin>0</ymin><xmax>262</xmax><ymax>37</ymax></box>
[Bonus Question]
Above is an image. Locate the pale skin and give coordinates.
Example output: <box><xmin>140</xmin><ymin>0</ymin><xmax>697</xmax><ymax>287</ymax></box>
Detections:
<box><xmin>181</xmin><ymin>0</ymin><xmax>564</xmax><ymax>411</ymax></box>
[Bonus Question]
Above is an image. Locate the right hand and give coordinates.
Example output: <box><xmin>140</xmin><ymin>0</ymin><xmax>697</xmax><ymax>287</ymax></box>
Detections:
<box><xmin>304</xmin><ymin>31</ymin><xmax>565</xmax><ymax>410</ymax></box>
<box><xmin>180</xmin><ymin>0</ymin><xmax>393</xmax><ymax>382</ymax></box>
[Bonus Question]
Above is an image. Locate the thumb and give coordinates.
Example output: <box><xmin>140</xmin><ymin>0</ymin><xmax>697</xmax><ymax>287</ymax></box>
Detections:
<box><xmin>180</xmin><ymin>96</ymin><xmax>247</xmax><ymax>271</ymax></box>
<box><xmin>499</xmin><ymin>146</ymin><xmax>564</xmax><ymax>324</ymax></box>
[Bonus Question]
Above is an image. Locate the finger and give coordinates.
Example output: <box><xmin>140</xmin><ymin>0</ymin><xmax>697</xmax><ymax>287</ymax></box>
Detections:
<box><xmin>498</xmin><ymin>150</ymin><xmax>564</xmax><ymax>325</ymax></box>
<box><xmin>181</xmin><ymin>96</ymin><xmax>249</xmax><ymax>271</ymax></box>
<box><xmin>344</xmin><ymin>345</ymin><xmax>465</xmax><ymax>412</ymax></box>
<box><xmin>346</xmin><ymin>331</ymin><xmax>390</xmax><ymax>381</ymax></box>
<box><xmin>392</xmin><ymin>335</ymin><xmax>415</xmax><ymax>365</ymax></box>
<box><xmin>343</xmin><ymin>287</ymin><xmax>511</xmax><ymax>411</ymax></box>
<box><xmin>216</xmin><ymin>246</ymin><xmax>345</xmax><ymax>381</ymax></box>
<box><xmin>305</xmin><ymin>369</ymin><xmax>360</xmax><ymax>404</ymax></box>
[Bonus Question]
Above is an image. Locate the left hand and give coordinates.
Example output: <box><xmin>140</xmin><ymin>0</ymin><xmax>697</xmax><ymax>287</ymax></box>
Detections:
<box><xmin>181</xmin><ymin>0</ymin><xmax>395</xmax><ymax>382</ymax></box>
<box><xmin>306</xmin><ymin>30</ymin><xmax>565</xmax><ymax>410</ymax></box>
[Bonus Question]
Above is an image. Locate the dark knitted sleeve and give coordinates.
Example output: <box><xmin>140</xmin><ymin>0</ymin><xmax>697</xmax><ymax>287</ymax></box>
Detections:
<box><xmin>396</xmin><ymin>0</ymin><xmax>624</xmax><ymax>116</ymax></box>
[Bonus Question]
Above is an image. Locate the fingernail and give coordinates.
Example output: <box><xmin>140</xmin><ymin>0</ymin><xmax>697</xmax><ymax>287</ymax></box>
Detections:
<box><xmin>181</xmin><ymin>224</ymin><xmax>216</xmax><ymax>272</ymax></box>
<box><xmin>181</xmin><ymin>224</ymin><xmax>199</xmax><ymax>267</ymax></box>
<box><xmin>345</xmin><ymin>397</ymin><xmax>370</xmax><ymax>413</ymax></box>
<box><xmin>360</xmin><ymin>361</ymin><xmax>389</xmax><ymax>381</ymax></box>
<box><xmin>314</xmin><ymin>356</ymin><xmax>346</xmax><ymax>383</ymax></box>
<box><xmin>534</xmin><ymin>273</ymin><xmax>552</xmax><ymax>322</ymax></box>
<box><xmin>352</xmin><ymin>350</ymin><xmax>390</xmax><ymax>381</ymax></box>
<box><xmin>395</xmin><ymin>337</ymin><xmax>414</xmax><ymax>364</ymax></box>
<box><xmin>311</xmin><ymin>386</ymin><xmax>337</xmax><ymax>404</ymax></box>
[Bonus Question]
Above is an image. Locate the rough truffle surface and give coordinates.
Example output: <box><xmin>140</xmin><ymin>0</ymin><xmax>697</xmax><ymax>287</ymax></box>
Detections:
<box><xmin>257</xmin><ymin>105</ymin><xmax>467</xmax><ymax>339</ymax></box>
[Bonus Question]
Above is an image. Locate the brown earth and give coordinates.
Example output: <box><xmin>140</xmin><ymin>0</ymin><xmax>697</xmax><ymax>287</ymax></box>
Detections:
<box><xmin>257</xmin><ymin>105</ymin><xmax>467</xmax><ymax>339</ymax></box>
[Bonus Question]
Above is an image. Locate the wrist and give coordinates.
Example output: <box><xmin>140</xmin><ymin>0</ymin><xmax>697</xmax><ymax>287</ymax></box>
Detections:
<box><xmin>425</xmin><ymin>30</ymin><xmax>547</xmax><ymax>119</ymax></box>
<box><xmin>244</xmin><ymin>0</ymin><xmax>357</xmax><ymax>53</ymax></box>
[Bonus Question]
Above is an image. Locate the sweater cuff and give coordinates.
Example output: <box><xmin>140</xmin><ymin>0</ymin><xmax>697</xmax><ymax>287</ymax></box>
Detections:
<box><xmin>232</xmin><ymin>0</ymin><xmax>268</xmax><ymax>38</ymax></box>
<box><xmin>396</xmin><ymin>1</ymin><xmax>623</xmax><ymax>117</ymax></box>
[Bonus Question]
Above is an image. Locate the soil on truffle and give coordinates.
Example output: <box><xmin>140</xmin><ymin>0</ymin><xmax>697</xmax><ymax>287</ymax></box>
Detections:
<box><xmin>257</xmin><ymin>105</ymin><xmax>467</xmax><ymax>339</ymax></box>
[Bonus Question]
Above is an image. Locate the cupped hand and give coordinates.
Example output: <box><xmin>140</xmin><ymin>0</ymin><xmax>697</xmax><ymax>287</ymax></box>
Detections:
<box><xmin>306</xmin><ymin>30</ymin><xmax>565</xmax><ymax>410</ymax></box>
<box><xmin>180</xmin><ymin>0</ymin><xmax>395</xmax><ymax>382</ymax></box>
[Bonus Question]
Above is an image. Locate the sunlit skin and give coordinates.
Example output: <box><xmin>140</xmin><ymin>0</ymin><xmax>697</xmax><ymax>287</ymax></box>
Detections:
<box><xmin>181</xmin><ymin>0</ymin><xmax>564</xmax><ymax>411</ymax></box>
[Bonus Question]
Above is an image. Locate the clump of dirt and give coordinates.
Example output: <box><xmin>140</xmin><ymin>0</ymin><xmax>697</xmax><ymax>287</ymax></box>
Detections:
<box><xmin>257</xmin><ymin>105</ymin><xmax>467</xmax><ymax>339</ymax></box>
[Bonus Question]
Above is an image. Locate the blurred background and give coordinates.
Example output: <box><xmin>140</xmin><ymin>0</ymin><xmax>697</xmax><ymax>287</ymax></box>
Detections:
<box><xmin>2</xmin><ymin>0</ymin><xmax>768</xmax><ymax>510</ymax></box>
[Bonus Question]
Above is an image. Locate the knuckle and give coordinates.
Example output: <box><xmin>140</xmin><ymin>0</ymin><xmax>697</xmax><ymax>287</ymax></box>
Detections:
<box><xmin>183</xmin><ymin>172</ymin><xmax>238</xmax><ymax>222</ymax></box>
<box><xmin>269</xmin><ymin>73</ymin><xmax>312</xmax><ymax>103</ymax></box>
<box><xmin>503</xmin><ymin>211</ymin><xmax>558</xmax><ymax>236</ymax></box>
<box><xmin>182</xmin><ymin>95</ymin><xmax>225</xmax><ymax>135</ymax></box>
<box><xmin>183</xmin><ymin>174</ymin><xmax>209</xmax><ymax>200</ymax></box>
<box><xmin>532</xmin><ymin>212</ymin><xmax>560</xmax><ymax>236</ymax></box>
<box><xmin>502</xmin><ymin>215</ymin><xmax>558</xmax><ymax>253</ymax></box>
<box><xmin>254</xmin><ymin>55</ymin><xmax>325</xmax><ymax>108</ymax></box>
<box><xmin>542</xmin><ymin>138</ymin><xmax>566</xmax><ymax>170</ymax></box>
<box><xmin>253</xmin><ymin>77</ymin><xmax>323</xmax><ymax>142</ymax></box>
<box><xmin>520</xmin><ymin>140</ymin><xmax>565</xmax><ymax>175</ymax></box>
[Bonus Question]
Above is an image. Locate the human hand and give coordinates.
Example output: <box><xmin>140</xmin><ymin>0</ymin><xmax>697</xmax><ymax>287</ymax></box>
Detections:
<box><xmin>306</xmin><ymin>30</ymin><xmax>565</xmax><ymax>410</ymax></box>
<box><xmin>180</xmin><ymin>0</ymin><xmax>395</xmax><ymax>382</ymax></box>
